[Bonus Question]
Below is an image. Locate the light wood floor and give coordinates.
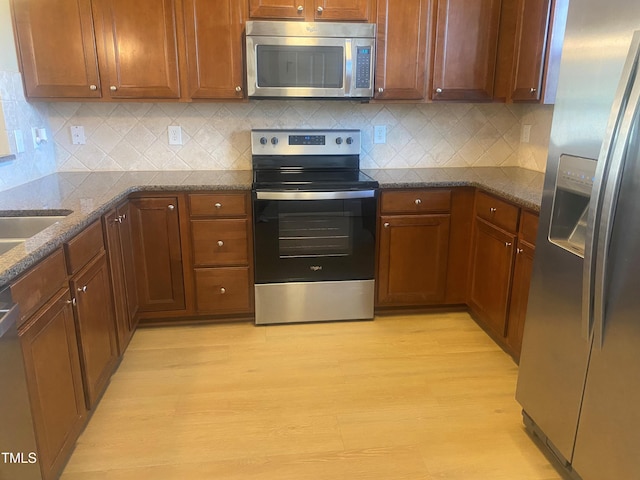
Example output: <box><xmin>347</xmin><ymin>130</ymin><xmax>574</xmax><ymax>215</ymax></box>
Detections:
<box><xmin>61</xmin><ymin>312</ymin><xmax>562</xmax><ymax>480</ymax></box>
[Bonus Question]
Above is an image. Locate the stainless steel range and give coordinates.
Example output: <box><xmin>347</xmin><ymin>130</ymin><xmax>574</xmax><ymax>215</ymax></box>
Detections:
<box><xmin>251</xmin><ymin>129</ymin><xmax>378</xmax><ymax>325</ymax></box>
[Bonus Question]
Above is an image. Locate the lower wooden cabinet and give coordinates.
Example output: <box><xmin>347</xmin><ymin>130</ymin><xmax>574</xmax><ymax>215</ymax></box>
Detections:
<box><xmin>129</xmin><ymin>196</ymin><xmax>186</xmax><ymax>313</ymax></box>
<box><xmin>506</xmin><ymin>239</ymin><xmax>535</xmax><ymax>359</ymax></box>
<box><xmin>377</xmin><ymin>214</ymin><xmax>451</xmax><ymax>305</ymax></box>
<box><xmin>70</xmin><ymin>251</ymin><xmax>118</xmax><ymax>409</ymax></box>
<box><xmin>194</xmin><ymin>267</ymin><xmax>252</xmax><ymax>313</ymax></box>
<box><xmin>103</xmin><ymin>203</ymin><xmax>139</xmax><ymax>354</ymax></box>
<box><xmin>20</xmin><ymin>288</ymin><xmax>87</xmax><ymax>480</ymax></box>
<box><xmin>467</xmin><ymin>217</ymin><xmax>516</xmax><ymax>338</ymax></box>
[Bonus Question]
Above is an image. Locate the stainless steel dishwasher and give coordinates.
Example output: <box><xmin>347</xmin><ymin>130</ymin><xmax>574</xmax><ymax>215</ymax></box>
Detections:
<box><xmin>0</xmin><ymin>286</ymin><xmax>41</xmax><ymax>480</ymax></box>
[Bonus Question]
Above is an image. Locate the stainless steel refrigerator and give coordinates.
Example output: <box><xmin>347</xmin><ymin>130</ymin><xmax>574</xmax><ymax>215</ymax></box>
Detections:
<box><xmin>516</xmin><ymin>0</ymin><xmax>640</xmax><ymax>479</ymax></box>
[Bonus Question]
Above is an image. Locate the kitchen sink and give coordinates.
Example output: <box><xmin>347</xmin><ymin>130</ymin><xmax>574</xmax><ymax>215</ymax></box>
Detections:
<box><xmin>0</xmin><ymin>215</ymin><xmax>68</xmax><ymax>240</ymax></box>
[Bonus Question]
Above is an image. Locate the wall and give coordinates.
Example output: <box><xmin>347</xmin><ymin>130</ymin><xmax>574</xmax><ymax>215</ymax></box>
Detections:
<box><xmin>48</xmin><ymin>101</ymin><xmax>552</xmax><ymax>173</ymax></box>
<box><xmin>0</xmin><ymin>0</ymin><xmax>57</xmax><ymax>192</ymax></box>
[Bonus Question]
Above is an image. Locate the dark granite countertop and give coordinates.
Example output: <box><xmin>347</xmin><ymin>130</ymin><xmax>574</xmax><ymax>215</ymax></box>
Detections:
<box><xmin>0</xmin><ymin>167</ymin><xmax>543</xmax><ymax>286</ymax></box>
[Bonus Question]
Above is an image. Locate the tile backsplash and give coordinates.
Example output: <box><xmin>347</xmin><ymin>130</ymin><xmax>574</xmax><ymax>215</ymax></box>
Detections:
<box><xmin>0</xmin><ymin>76</ymin><xmax>553</xmax><ymax>194</ymax></box>
<box><xmin>0</xmin><ymin>70</ymin><xmax>57</xmax><ymax>191</ymax></box>
<box><xmin>48</xmin><ymin>101</ymin><xmax>553</xmax><ymax>174</ymax></box>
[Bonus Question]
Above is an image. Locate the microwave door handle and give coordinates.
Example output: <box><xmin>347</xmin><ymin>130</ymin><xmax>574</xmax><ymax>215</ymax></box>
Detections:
<box><xmin>345</xmin><ymin>39</ymin><xmax>353</xmax><ymax>96</ymax></box>
<box><xmin>582</xmin><ymin>30</ymin><xmax>640</xmax><ymax>342</ymax></box>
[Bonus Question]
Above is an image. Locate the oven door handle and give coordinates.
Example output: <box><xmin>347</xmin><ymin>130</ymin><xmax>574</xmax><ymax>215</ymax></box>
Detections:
<box><xmin>254</xmin><ymin>190</ymin><xmax>377</xmax><ymax>201</ymax></box>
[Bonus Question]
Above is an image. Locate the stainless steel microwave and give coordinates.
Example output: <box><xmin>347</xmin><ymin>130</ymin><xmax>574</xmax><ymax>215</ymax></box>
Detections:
<box><xmin>245</xmin><ymin>21</ymin><xmax>376</xmax><ymax>99</ymax></box>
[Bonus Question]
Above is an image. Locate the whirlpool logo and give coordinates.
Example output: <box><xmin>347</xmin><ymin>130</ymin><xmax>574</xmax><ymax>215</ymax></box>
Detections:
<box><xmin>310</xmin><ymin>266</ymin><xmax>323</xmax><ymax>271</ymax></box>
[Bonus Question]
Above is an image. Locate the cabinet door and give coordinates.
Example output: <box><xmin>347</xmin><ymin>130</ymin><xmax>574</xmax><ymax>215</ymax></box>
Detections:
<box><xmin>11</xmin><ymin>0</ymin><xmax>101</xmax><ymax>98</ymax></box>
<box><xmin>71</xmin><ymin>251</ymin><xmax>118</xmax><ymax>409</ymax></box>
<box><xmin>377</xmin><ymin>214</ymin><xmax>450</xmax><ymax>306</ymax></box>
<box><xmin>248</xmin><ymin>0</ymin><xmax>305</xmax><ymax>19</ymax></box>
<box><xmin>103</xmin><ymin>209</ymin><xmax>129</xmax><ymax>354</ymax></box>
<box><xmin>194</xmin><ymin>267</ymin><xmax>252</xmax><ymax>314</ymax></box>
<box><xmin>506</xmin><ymin>239</ymin><xmax>535</xmax><ymax>360</ymax></box>
<box><xmin>20</xmin><ymin>289</ymin><xmax>87</xmax><ymax>480</ymax></box>
<box><xmin>184</xmin><ymin>0</ymin><xmax>246</xmax><ymax>99</ymax></box>
<box><xmin>314</xmin><ymin>0</ymin><xmax>373</xmax><ymax>21</ymax></box>
<box><xmin>510</xmin><ymin>0</ymin><xmax>552</xmax><ymax>101</ymax></box>
<box><xmin>130</xmin><ymin>197</ymin><xmax>186</xmax><ymax>312</ymax></box>
<box><xmin>92</xmin><ymin>0</ymin><xmax>180</xmax><ymax>98</ymax></box>
<box><xmin>431</xmin><ymin>0</ymin><xmax>502</xmax><ymax>101</ymax></box>
<box><xmin>468</xmin><ymin>217</ymin><xmax>516</xmax><ymax>337</ymax></box>
<box><xmin>117</xmin><ymin>202</ymin><xmax>139</xmax><ymax>329</ymax></box>
<box><xmin>375</xmin><ymin>0</ymin><xmax>429</xmax><ymax>100</ymax></box>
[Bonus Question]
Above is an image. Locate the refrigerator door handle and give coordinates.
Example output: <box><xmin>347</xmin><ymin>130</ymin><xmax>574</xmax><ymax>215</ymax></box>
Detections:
<box><xmin>582</xmin><ymin>30</ymin><xmax>640</xmax><ymax>341</ymax></box>
<box><xmin>592</xmin><ymin>30</ymin><xmax>640</xmax><ymax>348</ymax></box>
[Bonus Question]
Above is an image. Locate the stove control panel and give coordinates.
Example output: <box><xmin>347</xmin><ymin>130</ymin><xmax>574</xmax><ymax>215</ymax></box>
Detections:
<box><xmin>252</xmin><ymin>129</ymin><xmax>361</xmax><ymax>156</ymax></box>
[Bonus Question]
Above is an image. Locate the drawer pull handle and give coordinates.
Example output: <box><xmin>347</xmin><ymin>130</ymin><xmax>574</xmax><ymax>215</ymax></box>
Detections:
<box><xmin>78</xmin><ymin>285</ymin><xmax>87</xmax><ymax>293</ymax></box>
<box><xmin>168</xmin><ymin>204</ymin><xmax>175</xmax><ymax>211</ymax></box>
<box><xmin>217</xmin><ymin>240</ymin><xmax>224</xmax><ymax>247</ymax></box>
<box><xmin>220</xmin><ymin>287</ymin><xmax>226</xmax><ymax>294</ymax></box>
<box><xmin>490</xmin><ymin>207</ymin><xmax>497</xmax><ymax>213</ymax></box>
<box><xmin>317</xmin><ymin>6</ymin><xmax>323</xmax><ymax>13</ymax></box>
<box><xmin>383</xmin><ymin>222</ymin><xmax>390</xmax><ymax>228</ymax></box>
<box><xmin>297</xmin><ymin>5</ymin><xmax>303</xmax><ymax>12</ymax></box>
<box><xmin>414</xmin><ymin>199</ymin><xmax>422</xmax><ymax>205</ymax></box>
<box><xmin>214</xmin><ymin>203</ymin><xmax>222</xmax><ymax>209</ymax></box>
<box><xmin>505</xmin><ymin>242</ymin><xmax>512</xmax><ymax>247</ymax></box>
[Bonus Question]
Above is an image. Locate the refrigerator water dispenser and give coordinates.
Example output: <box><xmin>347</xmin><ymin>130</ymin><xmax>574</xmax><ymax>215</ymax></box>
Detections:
<box><xmin>549</xmin><ymin>154</ymin><xmax>597</xmax><ymax>257</ymax></box>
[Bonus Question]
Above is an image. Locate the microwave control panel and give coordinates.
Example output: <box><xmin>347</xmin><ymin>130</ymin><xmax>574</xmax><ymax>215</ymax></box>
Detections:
<box><xmin>355</xmin><ymin>47</ymin><xmax>372</xmax><ymax>89</ymax></box>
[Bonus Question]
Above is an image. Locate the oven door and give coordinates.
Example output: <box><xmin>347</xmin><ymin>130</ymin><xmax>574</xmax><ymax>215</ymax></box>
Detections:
<box><xmin>253</xmin><ymin>190</ymin><xmax>377</xmax><ymax>284</ymax></box>
<box><xmin>246</xmin><ymin>36</ymin><xmax>374</xmax><ymax>98</ymax></box>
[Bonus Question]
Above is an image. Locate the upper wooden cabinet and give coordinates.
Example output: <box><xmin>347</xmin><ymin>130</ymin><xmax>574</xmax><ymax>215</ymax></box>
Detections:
<box><xmin>11</xmin><ymin>0</ymin><xmax>101</xmax><ymax>98</ymax></box>
<box><xmin>375</xmin><ymin>0</ymin><xmax>430</xmax><ymax>100</ymax></box>
<box><xmin>92</xmin><ymin>0</ymin><xmax>181</xmax><ymax>99</ymax></box>
<box><xmin>183</xmin><ymin>0</ymin><xmax>246</xmax><ymax>99</ymax></box>
<box><xmin>431</xmin><ymin>0</ymin><xmax>503</xmax><ymax>101</ymax></box>
<box><xmin>248</xmin><ymin>0</ymin><xmax>374</xmax><ymax>22</ymax></box>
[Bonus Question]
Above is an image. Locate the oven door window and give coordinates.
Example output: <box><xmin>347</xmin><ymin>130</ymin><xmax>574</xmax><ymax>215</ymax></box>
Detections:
<box><xmin>256</xmin><ymin>45</ymin><xmax>344</xmax><ymax>89</ymax></box>
<box><xmin>254</xmin><ymin>197</ymin><xmax>376</xmax><ymax>283</ymax></box>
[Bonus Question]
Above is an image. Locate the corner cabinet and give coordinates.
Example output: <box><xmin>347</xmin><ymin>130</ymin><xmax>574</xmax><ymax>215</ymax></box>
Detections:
<box><xmin>375</xmin><ymin>0</ymin><xmax>430</xmax><ymax>100</ymax></box>
<box><xmin>248</xmin><ymin>0</ymin><xmax>374</xmax><ymax>22</ymax></box>
<box><xmin>183</xmin><ymin>0</ymin><xmax>247</xmax><ymax>99</ymax></box>
<box><xmin>129</xmin><ymin>195</ymin><xmax>187</xmax><ymax>314</ymax></box>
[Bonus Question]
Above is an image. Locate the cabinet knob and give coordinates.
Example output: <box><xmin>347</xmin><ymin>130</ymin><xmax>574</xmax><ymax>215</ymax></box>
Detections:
<box><xmin>490</xmin><ymin>207</ymin><xmax>497</xmax><ymax>213</ymax></box>
<box><xmin>217</xmin><ymin>240</ymin><xmax>224</xmax><ymax>247</ymax></box>
<box><xmin>297</xmin><ymin>5</ymin><xmax>304</xmax><ymax>12</ymax></box>
<box><xmin>517</xmin><ymin>248</ymin><xmax>524</xmax><ymax>254</ymax></box>
<box><xmin>168</xmin><ymin>204</ymin><xmax>175</xmax><ymax>211</ymax></box>
<box><xmin>65</xmin><ymin>298</ymin><xmax>76</xmax><ymax>306</ymax></box>
<box><xmin>317</xmin><ymin>6</ymin><xmax>323</xmax><ymax>13</ymax></box>
<box><xmin>505</xmin><ymin>242</ymin><xmax>512</xmax><ymax>247</ymax></box>
<box><xmin>78</xmin><ymin>285</ymin><xmax>87</xmax><ymax>293</ymax></box>
<box><xmin>235</xmin><ymin>86</ymin><xmax>242</xmax><ymax>93</ymax></box>
<box><xmin>89</xmin><ymin>84</ymin><xmax>98</xmax><ymax>91</ymax></box>
<box><xmin>220</xmin><ymin>287</ymin><xmax>226</xmax><ymax>294</ymax></box>
<box><xmin>530</xmin><ymin>87</ymin><xmax>537</xmax><ymax>94</ymax></box>
<box><xmin>435</xmin><ymin>88</ymin><xmax>443</xmax><ymax>94</ymax></box>
<box><xmin>214</xmin><ymin>202</ymin><xmax>222</xmax><ymax>209</ymax></box>
<box><xmin>414</xmin><ymin>199</ymin><xmax>422</xmax><ymax>205</ymax></box>
<box><xmin>383</xmin><ymin>222</ymin><xmax>390</xmax><ymax>228</ymax></box>
<box><xmin>378</xmin><ymin>87</ymin><xmax>384</xmax><ymax>94</ymax></box>
<box><xmin>110</xmin><ymin>85</ymin><xmax>117</xmax><ymax>92</ymax></box>
<box><xmin>114</xmin><ymin>215</ymin><xmax>122</xmax><ymax>224</ymax></box>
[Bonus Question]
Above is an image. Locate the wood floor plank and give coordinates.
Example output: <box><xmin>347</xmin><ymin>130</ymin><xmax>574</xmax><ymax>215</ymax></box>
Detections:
<box><xmin>61</xmin><ymin>313</ymin><xmax>562</xmax><ymax>480</ymax></box>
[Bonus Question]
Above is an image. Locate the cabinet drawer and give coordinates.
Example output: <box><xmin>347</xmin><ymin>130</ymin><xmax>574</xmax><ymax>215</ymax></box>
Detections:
<box><xmin>64</xmin><ymin>220</ymin><xmax>105</xmax><ymax>275</ymax></box>
<box><xmin>191</xmin><ymin>219</ymin><xmax>249</xmax><ymax>266</ymax></box>
<box><xmin>195</xmin><ymin>267</ymin><xmax>252</xmax><ymax>313</ymax></box>
<box><xmin>189</xmin><ymin>193</ymin><xmax>248</xmax><ymax>217</ymax></box>
<box><xmin>519</xmin><ymin>210</ymin><xmax>539</xmax><ymax>245</ymax></box>
<box><xmin>11</xmin><ymin>248</ymin><xmax>67</xmax><ymax>323</ymax></box>
<box><xmin>381</xmin><ymin>189</ymin><xmax>451</xmax><ymax>214</ymax></box>
<box><xmin>475</xmin><ymin>191</ymin><xmax>520</xmax><ymax>233</ymax></box>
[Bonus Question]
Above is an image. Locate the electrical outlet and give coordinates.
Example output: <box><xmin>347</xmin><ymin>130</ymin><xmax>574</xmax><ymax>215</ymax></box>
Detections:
<box><xmin>521</xmin><ymin>124</ymin><xmax>532</xmax><ymax>143</ymax></box>
<box><xmin>374</xmin><ymin>125</ymin><xmax>387</xmax><ymax>144</ymax></box>
<box><xmin>71</xmin><ymin>126</ymin><xmax>86</xmax><ymax>145</ymax></box>
<box><xmin>168</xmin><ymin>126</ymin><xmax>182</xmax><ymax>145</ymax></box>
